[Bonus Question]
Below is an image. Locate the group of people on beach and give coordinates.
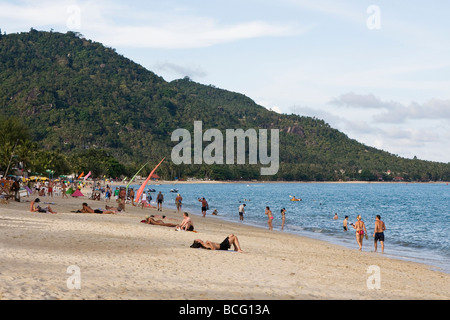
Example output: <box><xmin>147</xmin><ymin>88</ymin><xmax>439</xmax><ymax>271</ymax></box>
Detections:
<box><xmin>239</xmin><ymin>204</ymin><xmax>287</xmax><ymax>231</ymax></box>
<box><xmin>24</xmin><ymin>183</ymin><xmax>389</xmax><ymax>255</ymax></box>
<box><xmin>263</xmin><ymin>206</ymin><xmax>287</xmax><ymax>231</ymax></box>
<box><xmin>341</xmin><ymin>214</ymin><xmax>387</xmax><ymax>253</ymax></box>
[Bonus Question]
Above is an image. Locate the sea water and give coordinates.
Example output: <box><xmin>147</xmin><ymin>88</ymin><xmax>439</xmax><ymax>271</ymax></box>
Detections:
<box><xmin>129</xmin><ymin>182</ymin><xmax>450</xmax><ymax>273</ymax></box>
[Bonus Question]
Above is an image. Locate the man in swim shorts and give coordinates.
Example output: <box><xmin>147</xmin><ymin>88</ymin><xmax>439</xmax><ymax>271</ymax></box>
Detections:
<box><xmin>373</xmin><ymin>215</ymin><xmax>386</xmax><ymax>253</ymax></box>
<box><xmin>343</xmin><ymin>216</ymin><xmax>349</xmax><ymax>231</ymax></box>
<box><xmin>198</xmin><ymin>197</ymin><xmax>208</xmax><ymax>218</ymax></box>
<box><xmin>156</xmin><ymin>191</ymin><xmax>164</xmax><ymax>211</ymax></box>
<box><xmin>177</xmin><ymin>212</ymin><xmax>194</xmax><ymax>231</ymax></box>
<box><xmin>238</xmin><ymin>203</ymin><xmax>246</xmax><ymax>221</ymax></box>
<box><xmin>190</xmin><ymin>234</ymin><xmax>244</xmax><ymax>253</ymax></box>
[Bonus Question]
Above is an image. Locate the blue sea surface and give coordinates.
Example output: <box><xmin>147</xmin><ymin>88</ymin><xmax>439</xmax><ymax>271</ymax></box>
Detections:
<box><xmin>129</xmin><ymin>182</ymin><xmax>450</xmax><ymax>273</ymax></box>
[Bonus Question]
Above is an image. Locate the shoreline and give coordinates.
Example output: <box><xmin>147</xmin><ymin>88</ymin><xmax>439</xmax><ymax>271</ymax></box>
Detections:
<box><xmin>126</xmin><ymin>179</ymin><xmax>450</xmax><ymax>185</ymax></box>
<box><xmin>0</xmin><ymin>190</ymin><xmax>449</xmax><ymax>300</ymax></box>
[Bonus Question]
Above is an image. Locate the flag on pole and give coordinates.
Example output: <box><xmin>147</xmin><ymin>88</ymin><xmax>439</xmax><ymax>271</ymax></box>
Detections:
<box><xmin>135</xmin><ymin>158</ymin><xmax>165</xmax><ymax>203</ymax></box>
<box><xmin>84</xmin><ymin>171</ymin><xmax>91</xmax><ymax>181</ymax></box>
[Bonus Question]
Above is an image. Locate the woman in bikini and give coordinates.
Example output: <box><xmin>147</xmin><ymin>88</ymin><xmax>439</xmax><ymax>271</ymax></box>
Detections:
<box><xmin>265</xmin><ymin>206</ymin><xmax>274</xmax><ymax>231</ymax></box>
<box><xmin>281</xmin><ymin>208</ymin><xmax>286</xmax><ymax>230</ymax></box>
<box><xmin>352</xmin><ymin>215</ymin><xmax>368</xmax><ymax>251</ymax></box>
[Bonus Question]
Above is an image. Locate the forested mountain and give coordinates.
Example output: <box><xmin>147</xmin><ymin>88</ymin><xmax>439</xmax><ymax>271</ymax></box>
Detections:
<box><xmin>1</xmin><ymin>29</ymin><xmax>449</xmax><ymax>181</ymax></box>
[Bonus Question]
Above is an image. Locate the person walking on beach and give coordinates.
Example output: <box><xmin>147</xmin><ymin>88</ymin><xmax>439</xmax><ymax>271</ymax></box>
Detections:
<box><xmin>140</xmin><ymin>191</ymin><xmax>147</xmax><ymax>209</ymax></box>
<box><xmin>373</xmin><ymin>215</ymin><xmax>386</xmax><ymax>253</ymax></box>
<box><xmin>61</xmin><ymin>181</ymin><xmax>68</xmax><ymax>199</ymax></box>
<box><xmin>265</xmin><ymin>206</ymin><xmax>273</xmax><ymax>231</ymax></box>
<box><xmin>129</xmin><ymin>188</ymin><xmax>135</xmax><ymax>206</ymax></box>
<box><xmin>281</xmin><ymin>208</ymin><xmax>286</xmax><ymax>230</ymax></box>
<box><xmin>238</xmin><ymin>203</ymin><xmax>246</xmax><ymax>221</ymax></box>
<box><xmin>157</xmin><ymin>191</ymin><xmax>164</xmax><ymax>211</ymax></box>
<box><xmin>198</xmin><ymin>197</ymin><xmax>208</xmax><ymax>218</ymax></box>
<box><xmin>10</xmin><ymin>178</ymin><xmax>20</xmax><ymax>202</ymax></box>
<box><xmin>119</xmin><ymin>187</ymin><xmax>126</xmax><ymax>211</ymax></box>
<box><xmin>352</xmin><ymin>215</ymin><xmax>367</xmax><ymax>251</ymax></box>
<box><xmin>175</xmin><ymin>193</ymin><xmax>183</xmax><ymax>214</ymax></box>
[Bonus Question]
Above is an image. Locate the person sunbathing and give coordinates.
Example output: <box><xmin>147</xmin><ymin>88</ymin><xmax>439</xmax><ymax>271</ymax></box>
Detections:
<box><xmin>80</xmin><ymin>203</ymin><xmax>117</xmax><ymax>214</ymax></box>
<box><xmin>105</xmin><ymin>204</ymin><xmax>123</xmax><ymax>212</ymax></box>
<box><xmin>190</xmin><ymin>234</ymin><xmax>244</xmax><ymax>253</ymax></box>
<box><xmin>30</xmin><ymin>198</ymin><xmax>57</xmax><ymax>214</ymax></box>
<box><xmin>143</xmin><ymin>217</ymin><xmax>178</xmax><ymax>227</ymax></box>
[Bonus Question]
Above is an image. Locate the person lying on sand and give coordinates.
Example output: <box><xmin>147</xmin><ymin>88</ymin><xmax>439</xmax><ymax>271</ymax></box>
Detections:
<box><xmin>143</xmin><ymin>217</ymin><xmax>178</xmax><ymax>227</ymax></box>
<box><xmin>105</xmin><ymin>205</ymin><xmax>123</xmax><ymax>212</ymax></box>
<box><xmin>30</xmin><ymin>198</ymin><xmax>57</xmax><ymax>214</ymax></box>
<box><xmin>78</xmin><ymin>203</ymin><xmax>117</xmax><ymax>214</ymax></box>
<box><xmin>190</xmin><ymin>234</ymin><xmax>244</xmax><ymax>253</ymax></box>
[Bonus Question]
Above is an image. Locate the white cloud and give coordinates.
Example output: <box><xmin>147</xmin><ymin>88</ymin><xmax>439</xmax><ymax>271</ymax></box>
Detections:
<box><xmin>0</xmin><ymin>0</ymin><xmax>306</xmax><ymax>49</ymax></box>
<box><xmin>330</xmin><ymin>93</ymin><xmax>450</xmax><ymax>124</ymax></box>
<box><xmin>95</xmin><ymin>20</ymin><xmax>305</xmax><ymax>49</ymax></box>
<box><xmin>329</xmin><ymin>92</ymin><xmax>399</xmax><ymax>110</ymax></box>
<box><xmin>373</xmin><ymin>98</ymin><xmax>450</xmax><ymax>123</ymax></box>
<box><xmin>153</xmin><ymin>61</ymin><xmax>207</xmax><ymax>79</ymax></box>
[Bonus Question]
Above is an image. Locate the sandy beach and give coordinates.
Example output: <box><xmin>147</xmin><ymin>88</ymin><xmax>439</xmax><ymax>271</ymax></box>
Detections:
<box><xmin>0</xmin><ymin>187</ymin><xmax>449</xmax><ymax>300</ymax></box>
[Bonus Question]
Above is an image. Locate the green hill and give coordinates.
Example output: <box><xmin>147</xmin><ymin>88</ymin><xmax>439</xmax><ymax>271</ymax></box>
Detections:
<box><xmin>1</xmin><ymin>29</ymin><xmax>449</xmax><ymax>181</ymax></box>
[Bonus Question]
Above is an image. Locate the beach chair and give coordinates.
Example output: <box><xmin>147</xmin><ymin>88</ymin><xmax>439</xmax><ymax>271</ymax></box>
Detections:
<box><xmin>53</xmin><ymin>187</ymin><xmax>61</xmax><ymax>197</ymax></box>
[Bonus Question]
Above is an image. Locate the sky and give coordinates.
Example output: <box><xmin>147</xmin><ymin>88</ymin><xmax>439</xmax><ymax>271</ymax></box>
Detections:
<box><xmin>1</xmin><ymin>0</ymin><xmax>449</xmax><ymax>163</ymax></box>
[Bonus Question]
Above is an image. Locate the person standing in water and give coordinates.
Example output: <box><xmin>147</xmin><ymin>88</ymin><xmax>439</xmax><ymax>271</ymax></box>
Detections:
<box><xmin>343</xmin><ymin>216</ymin><xmax>349</xmax><ymax>231</ymax></box>
<box><xmin>175</xmin><ymin>194</ymin><xmax>183</xmax><ymax>214</ymax></box>
<box><xmin>352</xmin><ymin>215</ymin><xmax>367</xmax><ymax>251</ymax></box>
<box><xmin>238</xmin><ymin>203</ymin><xmax>246</xmax><ymax>221</ymax></box>
<box><xmin>373</xmin><ymin>215</ymin><xmax>386</xmax><ymax>253</ymax></box>
<box><xmin>281</xmin><ymin>208</ymin><xmax>286</xmax><ymax>230</ymax></box>
<box><xmin>198</xmin><ymin>197</ymin><xmax>208</xmax><ymax>218</ymax></box>
<box><xmin>265</xmin><ymin>206</ymin><xmax>273</xmax><ymax>231</ymax></box>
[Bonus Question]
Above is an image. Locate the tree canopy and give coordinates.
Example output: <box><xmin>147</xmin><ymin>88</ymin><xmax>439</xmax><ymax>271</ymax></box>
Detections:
<box><xmin>1</xmin><ymin>30</ymin><xmax>449</xmax><ymax>181</ymax></box>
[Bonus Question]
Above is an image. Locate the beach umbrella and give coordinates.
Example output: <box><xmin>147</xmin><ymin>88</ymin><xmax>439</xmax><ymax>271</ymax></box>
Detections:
<box><xmin>84</xmin><ymin>171</ymin><xmax>92</xmax><ymax>181</ymax></box>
